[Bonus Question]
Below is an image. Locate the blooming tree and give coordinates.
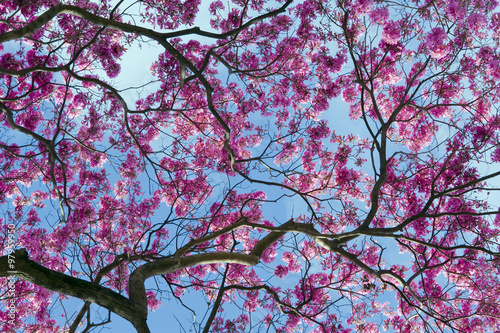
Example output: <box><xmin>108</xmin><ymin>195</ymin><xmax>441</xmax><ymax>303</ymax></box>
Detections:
<box><xmin>1</xmin><ymin>0</ymin><xmax>500</xmax><ymax>332</ymax></box>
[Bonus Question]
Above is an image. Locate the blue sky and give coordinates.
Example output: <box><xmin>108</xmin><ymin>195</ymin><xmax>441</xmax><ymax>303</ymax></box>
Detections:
<box><xmin>3</xmin><ymin>0</ymin><xmax>500</xmax><ymax>332</ymax></box>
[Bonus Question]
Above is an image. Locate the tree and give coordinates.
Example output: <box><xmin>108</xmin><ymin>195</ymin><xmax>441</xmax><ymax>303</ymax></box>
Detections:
<box><xmin>1</xmin><ymin>0</ymin><xmax>500</xmax><ymax>331</ymax></box>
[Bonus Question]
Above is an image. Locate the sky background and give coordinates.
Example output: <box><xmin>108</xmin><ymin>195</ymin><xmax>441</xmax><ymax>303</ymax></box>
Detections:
<box><xmin>2</xmin><ymin>3</ymin><xmax>411</xmax><ymax>330</ymax></box>
<box><xmin>3</xmin><ymin>0</ymin><xmax>500</xmax><ymax>332</ymax></box>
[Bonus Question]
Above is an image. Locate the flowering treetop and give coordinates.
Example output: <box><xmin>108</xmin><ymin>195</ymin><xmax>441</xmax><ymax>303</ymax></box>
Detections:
<box><xmin>1</xmin><ymin>0</ymin><xmax>500</xmax><ymax>332</ymax></box>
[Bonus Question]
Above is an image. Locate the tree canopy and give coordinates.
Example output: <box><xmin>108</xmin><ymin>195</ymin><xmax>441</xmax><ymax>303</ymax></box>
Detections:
<box><xmin>1</xmin><ymin>0</ymin><xmax>500</xmax><ymax>332</ymax></box>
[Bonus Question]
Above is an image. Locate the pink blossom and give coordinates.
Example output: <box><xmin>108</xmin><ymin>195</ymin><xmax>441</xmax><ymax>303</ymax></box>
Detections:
<box><xmin>425</xmin><ymin>27</ymin><xmax>451</xmax><ymax>59</ymax></box>
<box><xmin>468</xmin><ymin>13</ymin><xmax>487</xmax><ymax>31</ymax></box>
<box><xmin>446</xmin><ymin>0</ymin><xmax>466</xmax><ymax>21</ymax></box>
<box><xmin>492</xmin><ymin>147</ymin><xmax>500</xmax><ymax>162</ymax></box>
<box><xmin>354</xmin><ymin>0</ymin><xmax>374</xmax><ymax>14</ymax></box>
<box><xmin>382</xmin><ymin>21</ymin><xmax>401</xmax><ymax>45</ymax></box>
<box><xmin>274</xmin><ymin>265</ymin><xmax>289</xmax><ymax>278</ymax></box>
<box><xmin>369</xmin><ymin>7</ymin><xmax>389</xmax><ymax>25</ymax></box>
<box><xmin>146</xmin><ymin>291</ymin><xmax>161</xmax><ymax>311</ymax></box>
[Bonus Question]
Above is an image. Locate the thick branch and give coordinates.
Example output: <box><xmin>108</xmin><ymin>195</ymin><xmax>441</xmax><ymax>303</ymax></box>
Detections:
<box><xmin>0</xmin><ymin>2</ymin><xmax>292</xmax><ymax>43</ymax></box>
<box><xmin>129</xmin><ymin>252</ymin><xmax>260</xmax><ymax>315</ymax></box>
<box><xmin>129</xmin><ymin>224</ymin><xmax>290</xmax><ymax>318</ymax></box>
<box><xmin>0</xmin><ymin>249</ymin><xmax>149</xmax><ymax>333</ymax></box>
<box><xmin>0</xmin><ymin>5</ymin><xmax>159</xmax><ymax>43</ymax></box>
